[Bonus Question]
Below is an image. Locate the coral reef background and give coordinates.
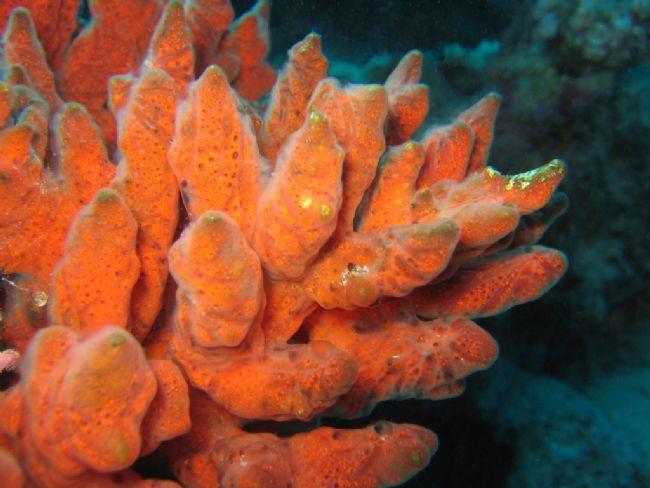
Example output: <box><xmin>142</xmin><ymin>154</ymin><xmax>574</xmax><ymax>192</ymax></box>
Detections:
<box><xmin>258</xmin><ymin>0</ymin><xmax>650</xmax><ymax>486</ymax></box>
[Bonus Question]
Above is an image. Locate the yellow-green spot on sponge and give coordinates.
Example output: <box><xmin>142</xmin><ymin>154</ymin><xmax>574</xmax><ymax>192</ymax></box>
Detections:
<box><xmin>110</xmin><ymin>333</ymin><xmax>126</xmax><ymax>347</ymax></box>
<box><xmin>309</xmin><ymin>110</ymin><xmax>326</xmax><ymax>123</ymax></box>
<box><xmin>320</xmin><ymin>204</ymin><xmax>332</xmax><ymax>219</ymax></box>
<box><xmin>411</xmin><ymin>450</ymin><xmax>422</xmax><ymax>465</ymax></box>
<box><xmin>203</xmin><ymin>212</ymin><xmax>223</xmax><ymax>225</ymax></box>
<box><xmin>113</xmin><ymin>437</ymin><xmax>129</xmax><ymax>462</ymax></box>
<box><xmin>96</xmin><ymin>189</ymin><xmax>117</xmax><ymax>203</ymax></box>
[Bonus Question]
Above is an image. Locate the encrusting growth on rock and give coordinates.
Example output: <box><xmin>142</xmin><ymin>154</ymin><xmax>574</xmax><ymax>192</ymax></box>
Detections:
<box><xmin>0</xmin><ymin>2</ymin><xmax>568</xmax><ymax>486</ymax></box>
